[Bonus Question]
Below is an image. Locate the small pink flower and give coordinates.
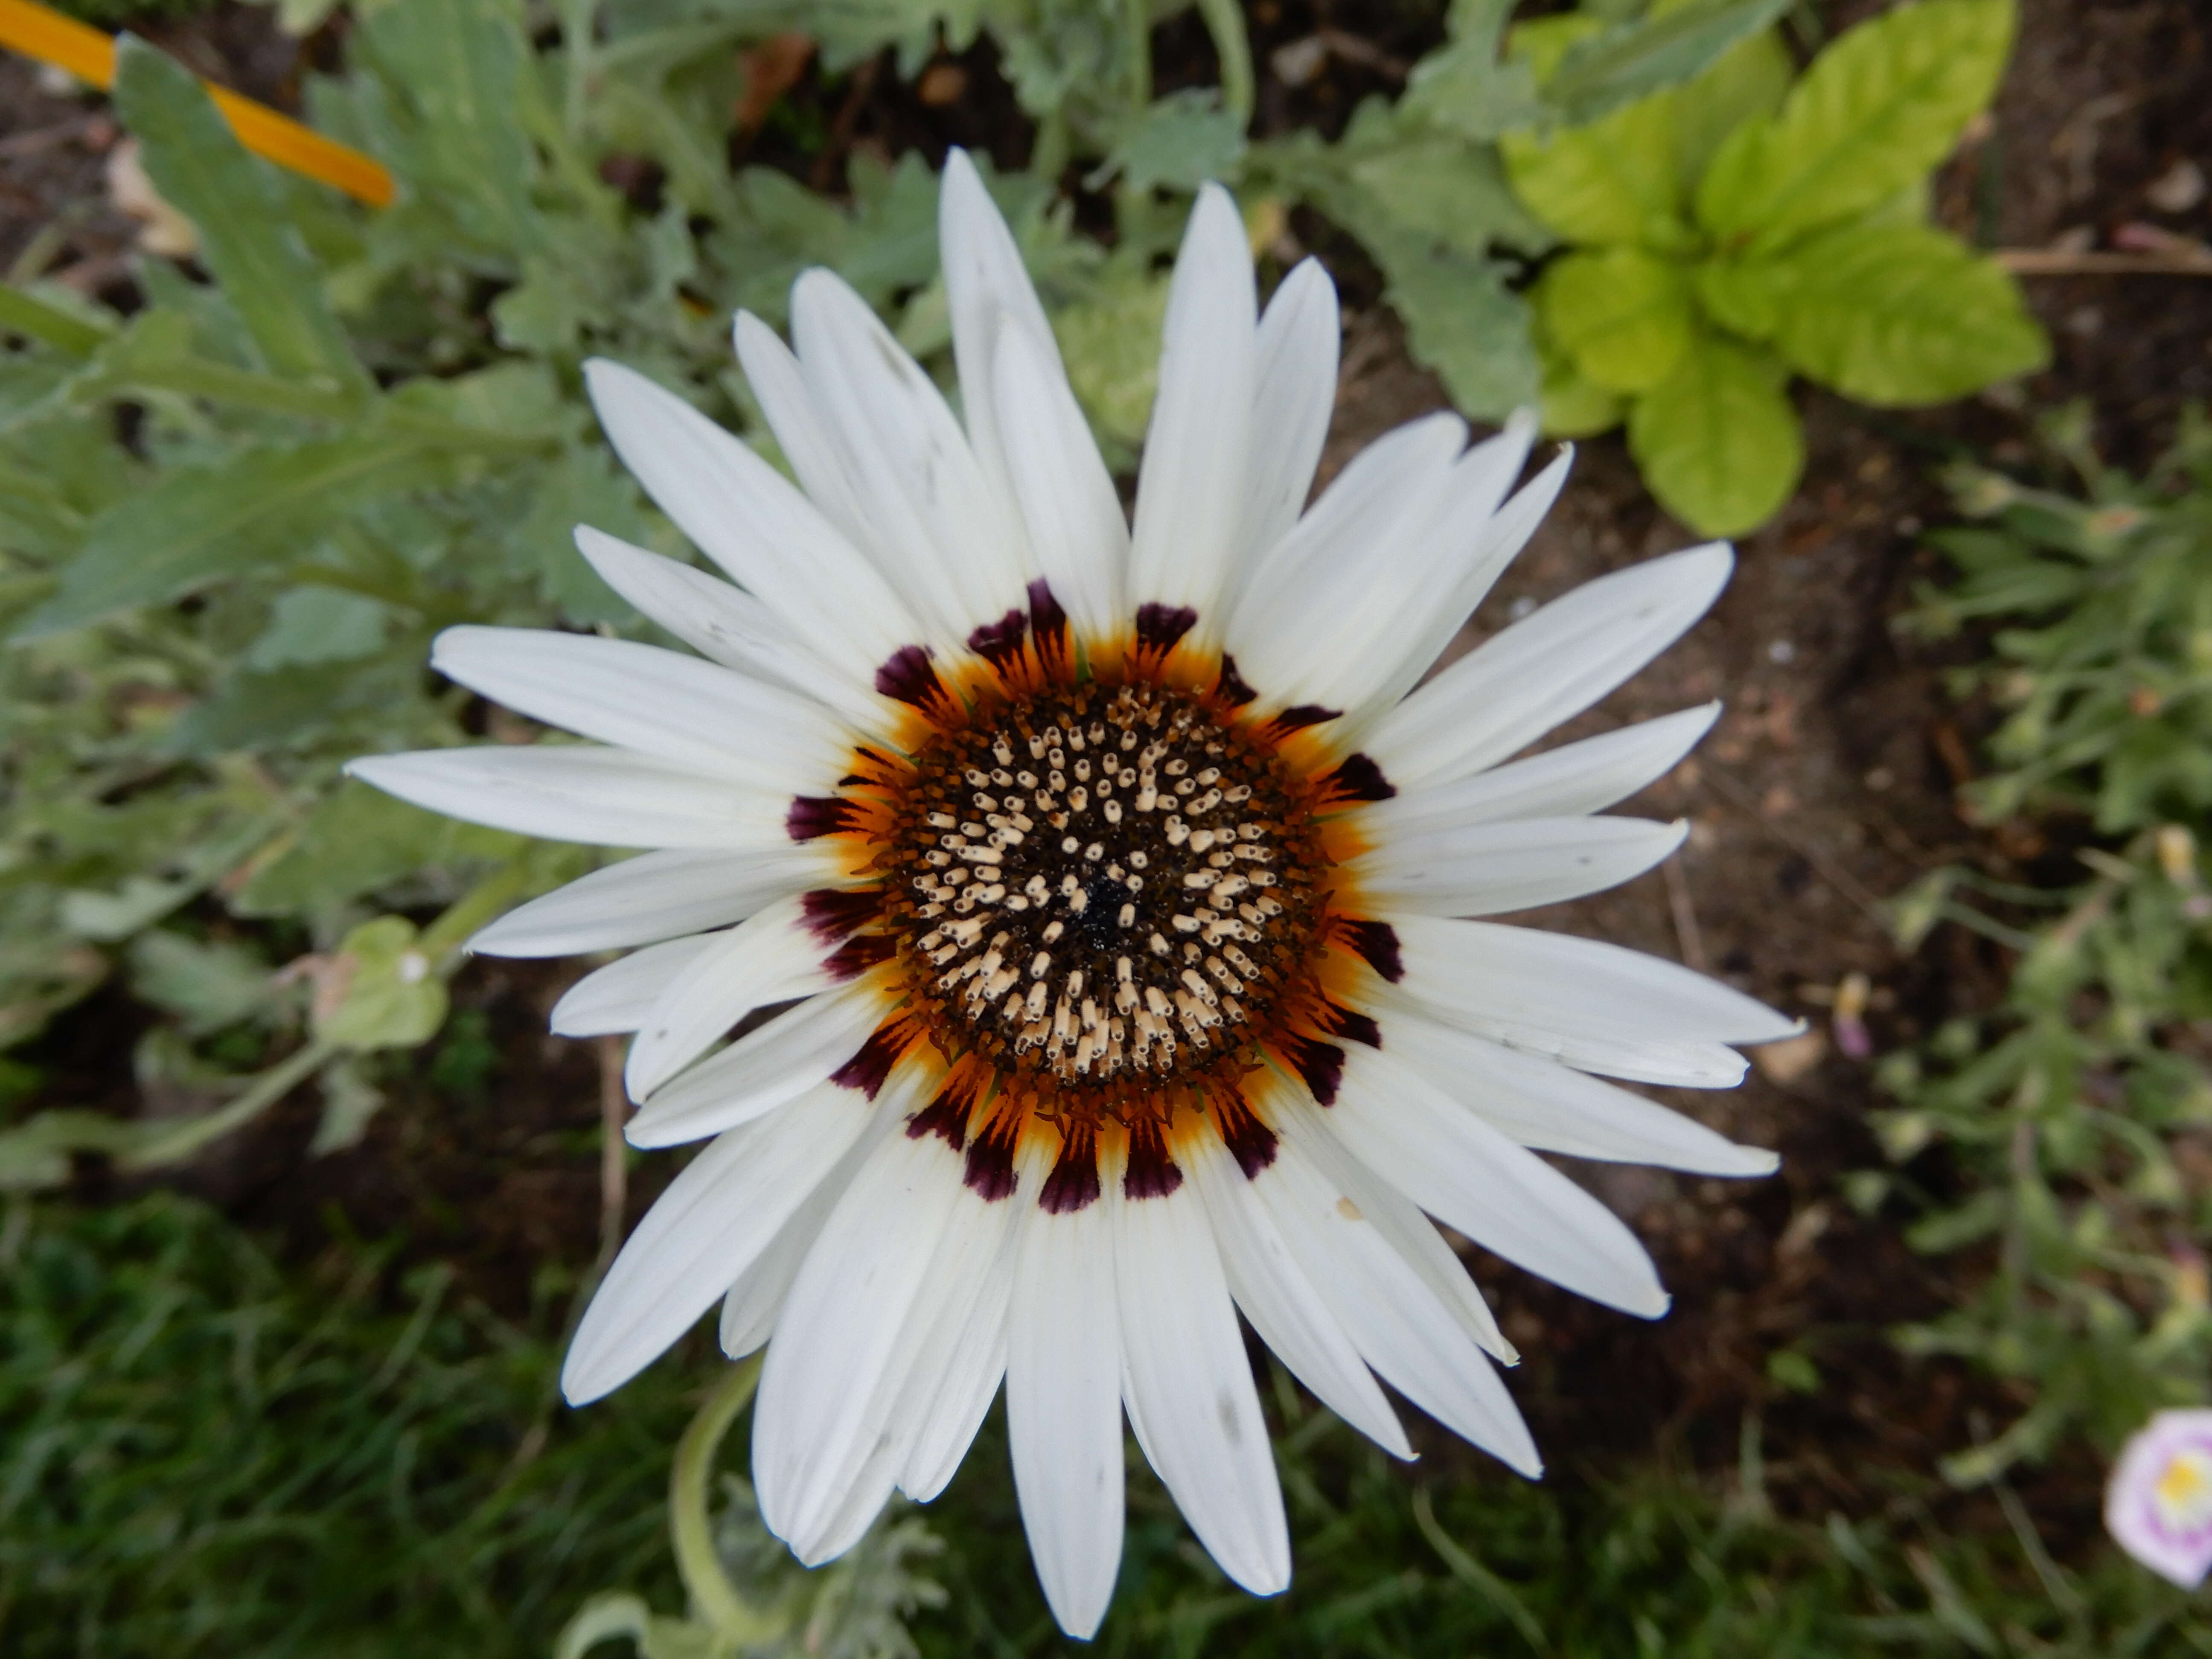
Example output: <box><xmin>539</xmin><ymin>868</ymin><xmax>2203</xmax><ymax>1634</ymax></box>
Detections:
<box><xmin>2107</xmin><ymin>1409</ymin><xmax>2212</xmax><ymax>1586</ymax></box>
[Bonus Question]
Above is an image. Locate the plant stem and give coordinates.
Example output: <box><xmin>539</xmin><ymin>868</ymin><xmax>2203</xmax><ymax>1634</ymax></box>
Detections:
<box><xmin>117</xmin><ymin>1037</ymin><xmax>338</xmax><ymax>1172</ymax></box>
<box><xmin>669</xmin><ymin>1357</ymin><xmax>783</xmax><ymax>1645</ymax></box>
<box><xmin>1195</xmin><ymin>0</ymin><xmax>1254</xmax><ymax>125</ymax></box>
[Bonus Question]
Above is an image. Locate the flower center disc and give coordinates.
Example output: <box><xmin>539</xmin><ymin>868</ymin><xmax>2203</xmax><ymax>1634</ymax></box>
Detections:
<box><xmin>882</xmin><ymin>680</ymin><xmax>1325</xmax><ymax>1109</ymax></box>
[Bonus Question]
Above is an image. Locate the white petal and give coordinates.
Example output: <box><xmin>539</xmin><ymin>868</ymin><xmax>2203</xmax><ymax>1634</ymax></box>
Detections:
<box><xmin>345</xmin><ymin>747</ymin><xmax>786</xmax><ymax>850</ymax></box>
<box><xmin>1266</xmin><ymin>1082</ymin><xmax>1513</xmax><ymax>1362</ymax></box>
<box><xmin>899</xmin><ymin>1252</ymin><xmax>1013</xmax><ymax>1502</ymax></box>
<box><xmin>572</xmin><ymin>528</ymin><xmax>891</xmax><ymax>734</ymax></box>
<box><xmin>582</xmin><ymin>358</ymin><xmax>920</xmax><ymax>683</ymax></box>
<box><xmin>1384</xmin><ymin>1007</ymin><xmax>1781</xmax><ymax>1176</ymax></box>
<box><xmin>991</xmin><ymin>313</ymin><xmax>1127</xmax><ymax>641</ymax></box>
<box><xmin>628</xmin><ymin>977</ymin><xmax>889</xmax><ymax>1147</ymax></box>
<box><xmin>789</xmin><ymin>270</ymin><xmax>1033</xmax><ymax>643</ymax></box>
<box><xmin>1254</xmin><ymin>1112</ymin><xmax>1540</xmax><ymax>1475</ymax></box>
<box><xmin>1186</xmin><ymin>1128</ymin><xmax>1410</xmax><ymax>1458</ymax></box>
<box><xmin>940</xmin><ymin>149</ymin><xmax>1059</xmax><ymax>518</ymax></box>
<box><xmin>549</xmin><ymin>934</ymin><xmax>716</xmax><ymax>1037</ymax></box>
<box><xmin>1371</xmin><ymin>542</ymin><xmax>1734</xmax><ymax>789</ymax></box>
<box><xmin>469</xmin><ymin>848</ymin><xmax>828</xmax><ymax>958</ymax></box>
<box><xmin>429</xmin><ymin>626</ymin><xmax>841</xmax><ymax>795</ymax></box>
<box><xmin>756</xmin><ymin>1125</ymin><xmax>1009</xmax><ymax>1553</ymax></box>
<box><xmin>721</xmin><ymin>1109</ymin><xmax>896</xmax><ymax>1358</ymax></box>
<box><xmin>1374</xmin><ymin>704</ymin><xmax>1718</xmax><ymax>836</ymax></box>
<box><xmin>1391</xmin><ymin>913</ymin><xmax>1799</xmax><ymax>1045</ymax></box>
<box><xmin>1114</xmin><ymin>1173</ymin><xmax>1289</xmax><ymax>1596</ymax></box>
<box><xmin>1126</xmin><ymin>185</ymin><xmax>1258</xmax><ymax>629</ymax></box>
<box><xmin>625</xmin><ymin>895</ymin><xmax>830</xmax><ymax>1100</ymax></box>
<box><xmin>1329</xmin><ymin>1045</ymin><xmax>1670</xmax><ymax>1318</ymax></box>
<box><xmin>1355</xmin><ymin>815</ymin><xmax>1688</xmax><ymax>916</ymax></box>
<box><xmin>1008</xmin><ymin>1165</ymin><xmax>1125</xmax><ymax>1639</ymax></box>
<box><xmin>562</xmin><ymin>1084</ymin><xmax>880</xmax><ymax>1403</ymax></box>
<box><xmin>1241</xmin><ymin>260</ymin><xmax>1340</xmax><ymax>556</ymax></box>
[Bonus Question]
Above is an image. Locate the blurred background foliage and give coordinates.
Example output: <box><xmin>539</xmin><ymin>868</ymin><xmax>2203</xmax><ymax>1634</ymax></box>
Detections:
<box><xmin>1</xmin><ymin>0</ymin><xmax>2205</xmax><ymax>1652</ymax></box>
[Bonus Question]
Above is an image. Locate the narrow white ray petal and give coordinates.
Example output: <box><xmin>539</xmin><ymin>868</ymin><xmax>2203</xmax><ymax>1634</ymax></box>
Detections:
<box><xmin>1186</xmin><ymin>1128</ymin><xmax>1410</xmax><ymax>1458</ymax></box>
<box><xmin>429</xmin><ymin>626</ymin><xmax>841</xmax><ymax>795</ymax></box>
<box><xmin>629</xmin><ymin>978</ymin><xmax>891</xmax><ymax>1147</ymax></box>
<box><xmin>1126</xmin><ymin>185</ymin><xmax>1258</xmax><ymax>626</ymax></box>
<box><xmin>1266</xmin><ymin>1082</ymin><xmax>1514</xmax><ymax>1362</ymax></box>
<box><xmin>581</xmin><ymin>358</ymin><xmax>919</xmax><ymax>681</ymax></box>
<box><xmin>562</xmin><ymin>1083</ymin><xmax>880</xmax><ymax>1403</ymax></box>
<box><xmin>992</xmin><ymin>314</ymin><xmax>1127</xmax><ymax>640</ymax></box>
<box><xmin>791</xmin><ymin>1442</ymin><xmax>904</xmax><ymax>1569</ymax></box>
<box><xmin>549</xmin><ymin>935</ymin><xmax>716</xmax><ymax>1037</ymax></box>
<box><xmin>722</xmin><ymin>1107</ymin><xmax>898</xmax><ymax>1358</ymax></box>
<box><xmin>345</xmin><ymin>748</ymin><xmax>786</xmax><ymax>850</ymax></box>
<box><xmin>1328</xmin><ymin>1047</ymin><xmax>1670</xmax><ymax>1318</ymax></box>
<box><xmin>731</xmin><ymin>311</ymin><xmax>876</xmax><ymax>554</ymax></box>
<box><xmin>900</xmin><ymin>1275</ymin><xmax>1010</xmax><ymax>1503</ymax></box>
<box><xmin>940</xmin><ymin>148</ymin><xmax>1057</xmax><ymax>508</ymax></box>
<box><xmin>1238</xmin><ymin>258</ymin><xmax>1339</xmax><ymax>570</ymax></box>
<box><xmin>754</xmin><ymin>1124</ymin><xmax>969</xmax><ymax>1548</ymax></box>
<box><xmin>1353</xmin><ymin>446</ymin><xmax>1578</xmax><ymax>727</ymax></box>
<box><xmin>1374</xmin><ymin>704</ymin><xmax>1719</xmax><ymax>837</ymax></box>
<box><xmin>1114</xmin><ymin>1175</ymin><xmax>1289</xmax><ymax>1596</ymax></box>
<box><xmin>625</xmin><ymin>895</ymin><xmax>830</xmax><ymax>1100</ymax></box>
<box><xmin>1390</xmin><ymin>914</ymin><xmax>1799</xmax><ymax>1045</ymax></box>
<box><xmin>1355</xmin><ymin>816</ymin><xmax>1688</xmax><ymax>917</ymax></box>
<box><xmin>790</xmin><ymin>269</ymin><xmax>1033</xmax><ymax>643</ymax></box>
<box><xmin>1372</xmin><ymin>543</ymin><xmax>1735</xmax><ymax>789</ymax></box>
<box><xmin>1254</xmin><ymin>1115</ymin><xmax>1540</xmax><ymax>1474</ymax></box>
<box><xmin>572</xmin><ymin>528</ymin><xmax>891</xmax><ymax>734</ymax></box>
<box><xmin>1384</xmin><ymin>1007</ymin><xmax>1780</xmax><ymax>1176</ymax></box>
<box><xmin>1008</xmin><ymin>1165</ymin><xmax>1125</xmax><ymax>1639</ymax></box>
<box><xmin>1226</xmin><ymin>413</ymin><xmax>1466</xmax><ymax>678</ymax></box>
<box><xmin>469</xmin><ymin>848</ymin><xmax>830</xmax><ymax>958</ymax></box>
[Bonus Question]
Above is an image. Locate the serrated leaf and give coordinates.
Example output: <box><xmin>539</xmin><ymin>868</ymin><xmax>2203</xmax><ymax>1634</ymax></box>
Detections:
<box><xmin>13</xmin><ymin>430</ymin><xmax>454</xmax><ymax>638</ymax></box>
<box><xmin>111</xmin><ymin>40</ymin><xmax>365</xmax><ymax>393</ymax></box>
<box><xmin>1365</xmin><ymin>230</ymin><xmax>1541</xmax><ymax>422</ymax></box>
<box><xmin>1628</xmin><ymin>330</ymin><xmax>1803</xmax><ymax>536</ymax></box>
<box><xmin>1537</xmin><ymin>246</ymin><xmax>1694</xmax><ymax>393</ymax></box>
<box><xmin>1544</xmin><ymin>0</ymin><xmax>1796</xmax><ymax>127</ymax></box>
<box><xmin>316</xmin><ymin>916</ymin><xmax>447</xmax><ymax>1051</ymax></box>
<box><xmin>1752</xmin><ymin>223</ymin><xmax>2051</xmax><ymax>405</ymax></box>
<box><xmin>1329</xmin><ymin>100</ymin><xmax>1556</xmax><ymax>256</ymax></box>
<box><xmin>1093</xmin><ymin>90</ymin><xmax>1247</xmax><ymax>195</ymax></box>
<box><xmin>1695</xmin><ymin>0</ymin><xmax>2016</xmax><ymax>253</ymax></box>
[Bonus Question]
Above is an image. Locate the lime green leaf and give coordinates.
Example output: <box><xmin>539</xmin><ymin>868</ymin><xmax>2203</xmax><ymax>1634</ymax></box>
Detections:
<box><xmin>1696</xmin><ymin>0</ymin><xmax>2016</xmax><ymax>252</ymax></box>
<box><xmin>1669</xmin><ymin>19</ymin><xmax>1793</xmax><ymax>191</ymax></box>
<box><xmin>1693</xmin><ymin>255</ymin><xmax>1781</xmax><ymax>341</ymax></box>
<box><xmin>1536</xmin><ymin>326</ymin><xmax>1626</xmax><ymax>438</ymax></box>
<box><xmin>1537</xmin><ymin>247</ymin><xmax>1694</xmax><ymax>393</ymax></box>
<box><xmin>111</xmin><ymin>39</ymin><xmax>365</xmax><ymax>393</ymax></box>
<box><xmin>1752</xmin><ymin>223</ymin><xmax>2051</xmax><ymax>405</ymax></box>
<box><xmin>1629</xmin><ymin>331</ymin><xmax>1803</xmax><ymax>536</ymax></box>
<box><xmin>13</xmin><ymin>429</ymin><xmax>454</xmax><ymax>638</ymax></box>
<box><xmin>1053</xmin><ymin>257</ymin><xmax>1171</xmax><ymax>469</ymax></box>
<box><xmin>1544</xmin><ymin>0</ymin><xmax>1795</xmax><ymax>127</ymax></box>
<box><xmin>1502</xmin><ymin>93</ymin><xmax>1686</xmax><ymax>250</ymax></box>
<box><xmin>316</xmin><ymin>916</ymin><xmax>448</xmax><ymax>1051</ymax></box>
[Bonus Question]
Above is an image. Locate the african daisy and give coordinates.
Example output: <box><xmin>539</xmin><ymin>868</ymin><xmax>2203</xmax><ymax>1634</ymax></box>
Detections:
<box><xmin>350</xmin><ymin>150</ymin><xmax>1792</xmax><ymax>1636</ymax></box>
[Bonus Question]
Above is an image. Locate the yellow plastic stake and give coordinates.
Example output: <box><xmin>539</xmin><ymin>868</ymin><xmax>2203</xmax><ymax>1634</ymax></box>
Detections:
<box><xmin>0</xmin><ymin>0</ymin><xmax>394</xmax><ymax>207</ymax></box>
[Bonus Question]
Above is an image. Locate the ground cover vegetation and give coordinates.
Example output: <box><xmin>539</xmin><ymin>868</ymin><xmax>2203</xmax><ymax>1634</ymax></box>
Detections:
<box><xmin>2</xmin><ymin>0</ymin><xmax>2210</xmax><ymax>1652</ymax></box>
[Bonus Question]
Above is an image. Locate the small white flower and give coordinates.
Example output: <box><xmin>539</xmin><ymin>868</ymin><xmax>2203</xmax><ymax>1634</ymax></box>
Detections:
<box><xmin>351</xmin><ymin>153</ymin><xmax>1789</xmax><ymax>1636</ymax></box>
<box><xmin>2109</xmin><ymin>1409</ymin><xmax>2212</xmax><ymax>1587</ymax></box>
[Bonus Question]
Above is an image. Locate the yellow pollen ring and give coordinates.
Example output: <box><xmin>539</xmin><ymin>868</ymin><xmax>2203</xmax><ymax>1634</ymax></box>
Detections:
<box><xmin>0</xmin><ymin>0</ymin><xmax>396</xmax><ymax>208</ymax></box>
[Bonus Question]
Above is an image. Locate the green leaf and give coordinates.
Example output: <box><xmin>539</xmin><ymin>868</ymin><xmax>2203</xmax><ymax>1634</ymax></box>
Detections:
<box><xmin>1695</xmin><ymin>0</ymin><xmax>2017</xmax><ymax>252</ymax></box>
<box><xmin>1749</xmin><ymin>223</ymin><xmax>2052</xmax><ymax>405</ymax></box>
<box><xmin>315</xmin><ymin>916</ymin><xmax>448</xmax><ymax>1051</ymax></box>
<box><xmin>234</xmin><ymin>783</ymin><xmax>527</xmax><ymax>920</ymax></box>
<box><xmin>14</xmin><ymin>429</ymin><xmax>454</xmax><ymax>638</ymax></box>
<box><xmin>1535</xmin><ymin>326</ymin><xmax>1627</xmax><ymax>439</ymax></box>
<box><xmin>1502</xmin><ymin>91</ymin><xmax>1687</xmax><ymax>250</ymax></box>
<box><xmin>1628</xmin><ymin>330</ymin><xmax>1803</xmax><ymax>536</ymax></box>
<box><xmin>0</xmin><ymin>283</ymin><xmax>111</xmax><ymax>358</ymax></box>
<box><xmin>111</xmin><ymin>39</ymin><xmax>365</xmax><ymax>394</ymax></box>
<box><xmin>127</xmin><ymin>931</ymin><xmax>279</xmax><ymax>1036</ymax></box>
<box><xmin>1536</xmin><ymin>246</ymin><xmax>1695</xmax><ymax>393</ymax></box>
<box><xmin>1363</xmin><ymin>230</ymin><xmax>1542</xmax><ymax>422</ymax></box>
<box><xmin>1052</xmin><ymin>255</ymin><xmax>1170</xmax><ymax>469</ymax></box>
<box><xmin>1092</xmin><ymin>90</ymin><xmax>1248</xmax><ymax>195</ymax></box>
<box><xmin>1544</xmin><ymin>0</ymin><xmax>1796</xmax><ymax>127</ymax></box>
<box><xmin>1692</xmin><ymin>254</ymin><xmax>1781</xmax><ymax>341</ymax></box>
<box><xmin>246</xmin><ymin>587</ymin><xmax>392</xmax><ymax>669</ymax></box>
<box><xmin>356</xmin><ymin>0</ymin><xmax>539</xmax><ymax>255</ymax></box>
<box><xmin>1668</xmin><ymin>15</ymin><xmax>1794</xmax><ymax>191</ymax></box>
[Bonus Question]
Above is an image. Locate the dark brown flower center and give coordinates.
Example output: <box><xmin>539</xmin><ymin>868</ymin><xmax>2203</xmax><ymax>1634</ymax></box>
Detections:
<box><xmin>881</xmin><ymin>680</ymin><xmax>1325</xmax><ymax>1095</ymax></box>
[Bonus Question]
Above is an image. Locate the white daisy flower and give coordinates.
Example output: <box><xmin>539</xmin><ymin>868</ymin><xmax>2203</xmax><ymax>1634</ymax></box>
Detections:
<box><xmin>350</xmin><ymin>152</ymin><xmax>1791</xmax><ymax>1636</ymax></box>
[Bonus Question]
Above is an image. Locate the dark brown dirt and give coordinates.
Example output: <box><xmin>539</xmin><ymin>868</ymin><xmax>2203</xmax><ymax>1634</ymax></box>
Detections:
<box><xmin>7</xmin><ymin>0</ymin><xmax>2212</xmax><ymax>1555</ymax></box>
